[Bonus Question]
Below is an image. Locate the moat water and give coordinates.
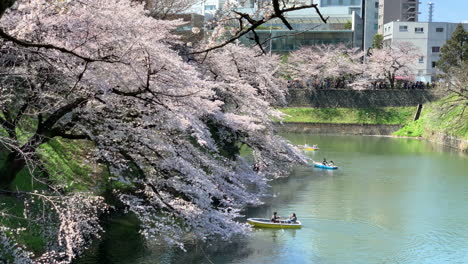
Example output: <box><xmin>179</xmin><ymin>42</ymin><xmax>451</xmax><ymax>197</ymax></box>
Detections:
<box><xmin>76</xmin><ymin>134</ymin><xmax>468</xmax><ymax>264</ymax></box>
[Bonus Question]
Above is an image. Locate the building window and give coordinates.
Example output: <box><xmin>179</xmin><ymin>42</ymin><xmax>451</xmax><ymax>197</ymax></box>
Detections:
<box><xmin>374</xmin><ymin>23</ymin><xmax>378</xmax><ymax>30</ymax></box>
<box><xmin>415</xmin><ymin>27</ymin><xmax>424</xmax><ymax>33</ymax></box>
<box><xmin>419</xmin><ymin>57</ymin><xmax>424</xmax><ymax>63</ymax></box>
<box><xmin>432</xmin><ymin>62</ymin><xmax>437</xmax><ymax>68</ymax></box>
<box><xmin>351</xmin><ymin>0</ymin><xmax>359</xmax><ymax>5</ymax></box>
<box><xmin>436</xmin><ymin>27</ymin><xmax>444</xmax><ymax>32</ymax></box>
<box><xmin>432</xmin><ymin>46</ymin><xmax>440</xmax><ymax>53</ymax></box>
<box><xmin>204</xmin><ymin>5</ymin><xmax>216</xmax><ymax>10</ymax></box>
<box><xmin>399</xmin><ymin>25</ymin><xmax>408</xmax><ymax>32</ymax></box>
<box><xmin>374</xmin><ymin>12</ymin><xmax>378</xmax><ymax>19</ymax></box>
<box><xmin>375</xmin><ymin>2</ymin><xmax>379</xmax><ymax>8</ymax></box>
<box><xmin>418</xmin><ymin>70</ymin><xmax>423</xmax><ymax>76</ymax></box>
<box><xmin>339</xmin><ymin>0</ymin><xmax>343</xmax><ymax>5</ymax></box>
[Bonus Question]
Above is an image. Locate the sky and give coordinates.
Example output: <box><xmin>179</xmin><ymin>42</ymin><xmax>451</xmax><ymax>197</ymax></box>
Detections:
<box><xmin>418</xmin><ymin>0</ymin><xmax>468</xmax><ymax>23</ymax></box>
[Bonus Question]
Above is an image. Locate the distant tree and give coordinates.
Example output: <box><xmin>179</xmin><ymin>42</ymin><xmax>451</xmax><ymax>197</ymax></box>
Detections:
<box><xmin>373</xmin><ymin>34</ymin><xmax>384</xmax><ymax>49</ymax></box>
<box><xmin>438</xmin><ymin>24</ymin><xmax>468</xmax><ymax>73</ymax></box>
<box><xmin>285</xmin><ymin>44</ymin><xmax>364</xmax><ymax>88</ymax></box>
<box><xmin>353</xmin><ymin>42</ymin><xmax>420</xmax><ymax>89</ymax></box>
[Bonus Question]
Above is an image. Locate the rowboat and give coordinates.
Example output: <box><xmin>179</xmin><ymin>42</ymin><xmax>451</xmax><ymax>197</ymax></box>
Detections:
<box><xmin>313</xmin><ymin>162</ymin><xmax>338</xmax><ymax>170</ymax></box>
<box><xmin>246</xmin><ymin>218</ymin><xmax>302</xmax><ymax>229</ymax></box>
<box><xmin>297</xmin><ymin>144</ymin><xmax>319</xmax><ymax>151</ymax></box>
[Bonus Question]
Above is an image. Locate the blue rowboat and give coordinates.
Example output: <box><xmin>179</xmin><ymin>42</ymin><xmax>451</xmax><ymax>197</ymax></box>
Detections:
<box><xmin>313</xmin><ymin>162</ymin><xmax>338</xmax><ymax>170</ymax></box>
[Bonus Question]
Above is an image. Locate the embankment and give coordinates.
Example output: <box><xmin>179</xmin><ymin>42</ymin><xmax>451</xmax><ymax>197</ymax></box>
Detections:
<box><xmin>276</xmin><ymin>122</ymin><xmax>402</xmax><ymax>135</ymax></box>
<box><xmin>423</xmin><ymin>131</ymin><xmax>468</xmax><ymax>152</ymax></box>
<box><xmin>287</xmin><ymin>89</ymin><xmax>444</xmax><ymax>108</ymax></box>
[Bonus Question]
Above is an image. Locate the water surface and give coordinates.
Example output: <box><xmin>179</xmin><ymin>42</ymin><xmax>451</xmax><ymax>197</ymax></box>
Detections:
<box><xmin>76</xmin><ymin>135</ymin><xmax>468</xmax><ymax>264</ymax></box>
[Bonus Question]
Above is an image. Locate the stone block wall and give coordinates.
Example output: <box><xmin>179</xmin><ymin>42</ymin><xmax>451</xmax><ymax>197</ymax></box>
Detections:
<box><xmin>287</xmin><ymin>89</ymin><xmax>445</xmax><ymax>108</ymax></box>
<box><xmin>276</xmin><ymin>123</ymin><xmax>403</xmax><ymax>135</ymax></box>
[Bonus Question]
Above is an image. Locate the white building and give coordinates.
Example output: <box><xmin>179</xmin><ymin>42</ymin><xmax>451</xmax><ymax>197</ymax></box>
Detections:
<box><xmin>382</xmin><ymin>21</ymin><xmax>468</xmax><ymax>82</ymax></box>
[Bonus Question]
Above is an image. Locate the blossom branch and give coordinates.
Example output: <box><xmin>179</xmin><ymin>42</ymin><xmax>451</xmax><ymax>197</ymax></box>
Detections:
<box><xmin>0</xmin><ymin>28</ymin><xmax>120</xmax><ymax>63</ymax></box>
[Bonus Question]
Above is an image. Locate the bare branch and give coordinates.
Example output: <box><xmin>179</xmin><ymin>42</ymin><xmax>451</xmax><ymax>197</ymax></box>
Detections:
<box><xmin>192</xmin><ymin>1</ymin><xmax>327</xmax><ymax>55</ymax></box>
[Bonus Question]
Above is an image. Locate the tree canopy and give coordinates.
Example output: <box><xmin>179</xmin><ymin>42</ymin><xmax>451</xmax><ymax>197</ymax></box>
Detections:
<box><xmin>438</xmin><ymin>24</ymin><xmax>468</xmax><ymax>73</ymax></box>
<box><xmin>373</xmin><ymin>34</ymin><xmax>384</xmax><ymax>49</ymax></box>
<box><xmin>0</xmin><ymin>0</ymin><xmax>307</xmax><ymax>262</ymax></box>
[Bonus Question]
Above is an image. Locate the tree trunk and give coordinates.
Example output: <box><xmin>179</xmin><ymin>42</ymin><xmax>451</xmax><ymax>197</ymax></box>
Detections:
<box><xmin>0</xmin><ymin>150</ymin><xmax>27</xmax><ymax>190</ymax></box>
<box><xmin>389</xmin><ymin>74</ymin><xmax>395</xmax><ymax>89</ymax></box>
<box><xmin>0</xmin><ymin>0</ymin><xmax>16</xmax><ymax>18</ymax></box>
<box><xmin>414</xmin><ymin>104</ymin><xmax>423</xmax><ymax>121</ymax></box>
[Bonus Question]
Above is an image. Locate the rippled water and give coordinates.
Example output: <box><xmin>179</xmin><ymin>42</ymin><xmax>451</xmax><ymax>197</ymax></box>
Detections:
<box><xmin>76</xmin><ymin>135</ymin><xmax>468</xmax><ymax>264</ymax></box>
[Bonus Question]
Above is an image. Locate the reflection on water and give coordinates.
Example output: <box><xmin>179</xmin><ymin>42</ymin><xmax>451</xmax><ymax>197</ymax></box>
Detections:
<box><xmin>76</xmin><ymin>135</ymin><xmax>468</xmax><ymax>264</ymax></box>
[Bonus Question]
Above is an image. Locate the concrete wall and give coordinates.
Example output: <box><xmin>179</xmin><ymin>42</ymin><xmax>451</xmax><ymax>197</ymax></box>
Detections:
<box><xmin>277</xmin><ymin>122</ymin><xmax>402</xmax><ymax>135</ymax></box>
<box><xmin>286</xmin><ymin>89</ymin><xmax>444</xmax><ymax>108</ymax></box>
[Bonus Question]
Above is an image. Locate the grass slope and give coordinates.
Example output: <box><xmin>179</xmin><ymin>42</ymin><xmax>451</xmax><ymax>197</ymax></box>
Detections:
<box><xmin>393</xmin><ymin>97</ymin><xmax>468</xmax><ymax>139</ymax></box>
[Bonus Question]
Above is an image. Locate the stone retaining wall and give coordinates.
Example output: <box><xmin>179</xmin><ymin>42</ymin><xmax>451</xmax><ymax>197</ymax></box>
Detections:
<box><xmin>287</xmin><ymin>89</ymin><xmax>445</xmax><ymax>108</ymax></box>
<box><xmin>276</xmin><ymin>122</ymin><xmax>402</xmax><ymax>135</ymax></box>
<box><xmin>424</xmin><ymin>131</ymin><xmax>468</xmax><ymax>152</ymax></box>
<box><xmin>277</xmin><ymin>123</ymin><xmax>468</xmax><ymax>152</ymax></box>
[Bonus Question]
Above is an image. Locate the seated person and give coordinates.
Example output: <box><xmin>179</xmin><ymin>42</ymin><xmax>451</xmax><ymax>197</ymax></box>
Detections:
<box><xmin>328</xmin><ymin>160</ymin><xmax>335</xmax><ymax>167</ymax></box>
<box><xmin>322</xmin><ymin>158</ymin><xmax>327</xmax><ymax>165</ymax></box>
<box><xmin>287</xmin><ymin>213</ymin><xmax>297</xmax><ymax>223</ymax></box>
<box><xmin>271</xmin><ymin>212</ymin><xmax>280</xmax><ymax>223</ymax></box>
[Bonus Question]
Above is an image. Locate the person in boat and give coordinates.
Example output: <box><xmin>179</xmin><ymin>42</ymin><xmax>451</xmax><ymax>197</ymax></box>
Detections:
<box><xmin>312</xmin><ymin>144</ymin><xmax>318</xmax><ymax>149</ymax></box>
<box><xmin>328</xmin><ymin>160</ymin><xmax>335</xmax><ymax>167</ymax></box>
<box><xmin>287</xmin><ymin>213</ymin><xmax>297</xmax><ymax>224</ymax></box>
<box><xmin>271</xmin><ymin>212</ymin><xmax>280</xmax><ymax>223</ymax></box>
<box><xmin>322</xmin><ymin>158</ymin><xmax>327</xmax><ymax>165</ymax></box>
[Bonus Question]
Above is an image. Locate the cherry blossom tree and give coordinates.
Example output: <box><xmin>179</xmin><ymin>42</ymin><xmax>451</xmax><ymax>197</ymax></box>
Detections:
<box><xmin>285</xmin><ymin>42</ymin><xmax>420</xmax><ymax>90</ymax></box>
<box><xmin>0</xmin><ymin>0</ymin><xmax>305</xmax><ymax>262</ymax></box>
<box><xmin>285</xmin><ymin>44</ymin><xmax>364</xmax><ymax>88</ymax></box>
<box><xmin>363</xmin><ymin>42</ymin><xmax>421</xmax><ymax>89</ymax></box>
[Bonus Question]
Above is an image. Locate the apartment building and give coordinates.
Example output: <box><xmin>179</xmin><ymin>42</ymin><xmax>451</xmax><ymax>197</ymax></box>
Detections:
<box><xmin>378</xmin><ymin>0</ymin><xmax>419</xmax><ymax>34</ymax></box>
<box><xmin>383</xmin><ymin>21</ymin><xmax>468</xmax><ymax>82</ymax></box>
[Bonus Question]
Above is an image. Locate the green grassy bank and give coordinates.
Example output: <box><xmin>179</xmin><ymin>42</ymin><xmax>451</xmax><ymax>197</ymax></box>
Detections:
<box><xmin>279</xmin><ymin>107</ymin><xmax>416</xmax><ymax>125</ymax></box>
<box><xmin>279</xmin><ymin>99</ymin><xmax>467</xmax><ymax>150</ymax></box>
<box><xmin>393</xmin><ymin>99</ymin><xmax>468</xmax><ymax>140</ymax></box>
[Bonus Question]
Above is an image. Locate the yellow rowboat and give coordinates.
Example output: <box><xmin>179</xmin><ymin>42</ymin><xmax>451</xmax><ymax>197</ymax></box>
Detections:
<box><xmin>247</xmin><ymin>218</ymin><xmax>302</xmax><ymax>229</ymax></box>
<box><xmin>297</xmin><ymin>145</ymin><xmax>319</xmax><ymax>151</ymax></box>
